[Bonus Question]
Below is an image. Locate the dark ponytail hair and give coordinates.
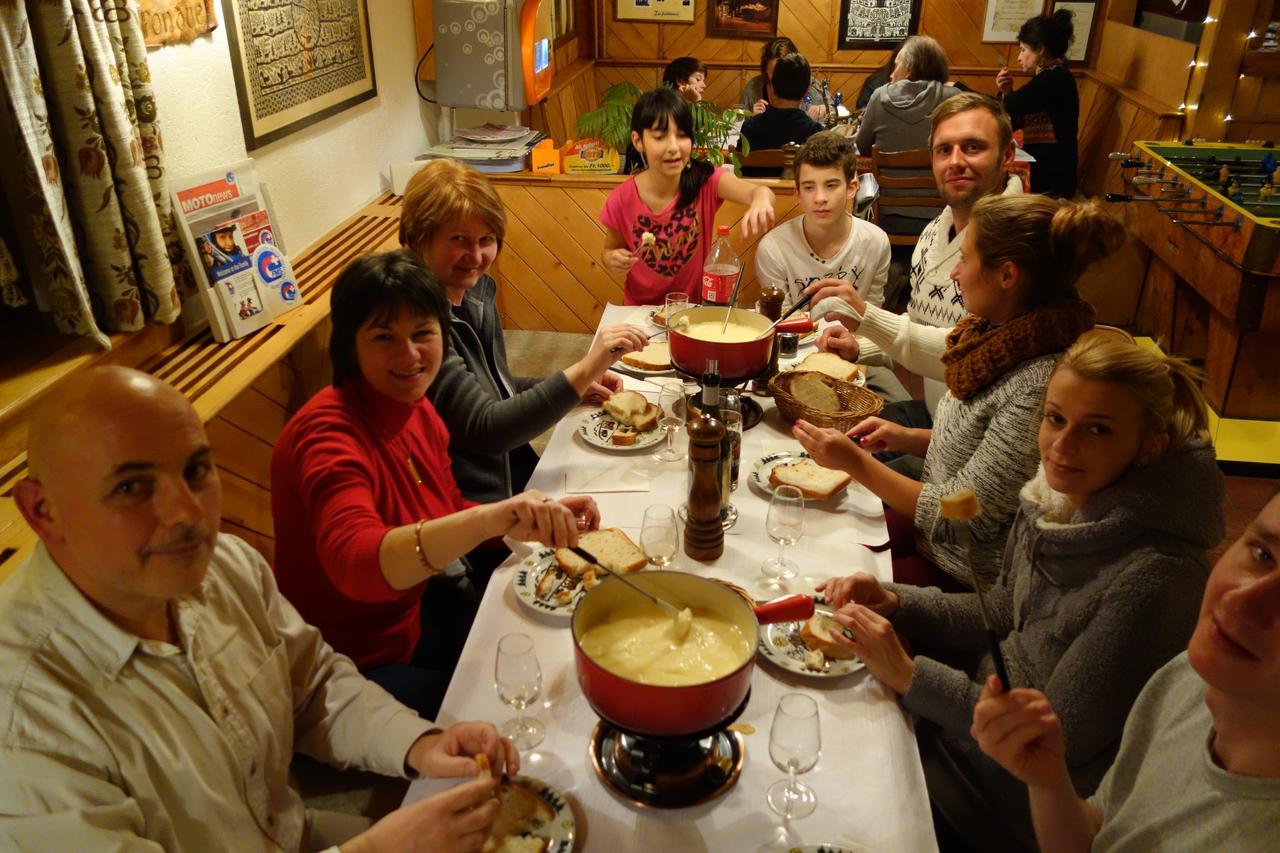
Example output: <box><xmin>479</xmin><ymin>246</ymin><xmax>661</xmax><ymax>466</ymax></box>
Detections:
<box><xmin>630</xmin><ymin>87</ymin><xmax>715</xmax><ymax>210</ymax></box>
<box><xmin>1018</xmin><ymin>9</ymin><xmax>1074</xmax><ymax>60</ymax></box>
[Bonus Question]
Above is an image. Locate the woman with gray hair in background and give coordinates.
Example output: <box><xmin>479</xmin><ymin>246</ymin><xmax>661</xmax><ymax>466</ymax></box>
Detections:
<box><xmin>855</xmin><ymin>35</ymin><xmax>959</xmax><ymax>157</ymax></box>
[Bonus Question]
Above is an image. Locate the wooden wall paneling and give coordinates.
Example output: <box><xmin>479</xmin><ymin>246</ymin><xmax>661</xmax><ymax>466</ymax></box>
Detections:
<box><xmin>773</xmin><ymin>0</ymin><xmax>831</xmax><ymax>62</ymax></box>
<box><xmin>221</xmin><ymin>519</ymin><xmax>275</xmax><ymax>563</ymax></box>
<box><xmin>1094</xmin><ymin>22</ymin><xmax>1194</xmax><ymax>109</ymax></box>
<box><xmin>491</xmin><ymin>221</ymin><xmax>597</xmax><ymax>332</ymax></box>
<box><xmin>603</xmin><ymin>19</ymin><xmax>661</xmax><ymax>60</ymax></box>
<box><xmin>915</xmin><ymin>0</ymin><xmax>1011</xmax><ymax>68</ymax></box>
<box><xmin>493</xmin><ymin>266</ymin><xmax>554</xmax><ymax>330</ymax></box>
<box><xmin>218</xmin><ymin>386</ymin><xmax>288</xmax><ymax>448</ymax></box>
<box><xmin>1172</xmin><ymin>281</ymin><xmax>1210</xmax><ymax>363</ymax></box>
<box><xmin>1137</xmin><ymin>255</ymin><xmax>1177</xmax><ymax>346</ymax></box>
<box><xmin>594</xmin><ymin>64</ymin><xmax>661</xmax><ymax>98</ymax></box>
<box><xmin>1184</xmin><ymin>0</ymin><xmax>1252</xmax><ymax>141</ymax></box>
<box><xmin>219</xmin><ymin>467</ymin><xmax>274</xmax><ymax>541</ymax></box>
<box><xmin>1222</xmin><ymin>326</ymin><xmax>1280</xmax><ymax>419</ymax></box>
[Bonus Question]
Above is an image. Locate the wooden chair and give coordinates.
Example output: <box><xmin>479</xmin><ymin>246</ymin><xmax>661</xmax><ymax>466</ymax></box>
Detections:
<box><xmin>738</xmin><ymin>142</ymin><xmax>799</xmax><ymax>180</ymax></box>
<box><xmin>868</xmin><ymin>145</ymin><xmax>946</xmax><ymax>247</ymax></box>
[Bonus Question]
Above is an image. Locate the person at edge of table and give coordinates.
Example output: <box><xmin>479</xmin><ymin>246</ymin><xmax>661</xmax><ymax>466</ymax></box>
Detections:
<box><xmin>972</xmin><ymin>490</ymin><xmax>1280</xmax><ymax>852</ymax></box>
<box><xmin>272</xmin><ymin>250</ymin><xmax>601</xmax><ymax>720</ymax></box>
<box><xmin>740</xmin><ymin>36</ymin><xmax>825</xmax><ymax>118</ymax></box>
<box><xmin>806</xmin><ymin>92</ymin><xmax>1024</xmax><ymax>480</ymax></box>
<box><xmin>739</xmin><ymin>52</ymin><xmax>826</xmax><ymax>176</ymax></box>
<box><xmin>0</xmin><ymin>365</ymin><xmax>520</xmax><ymax>853</ymax></box>
<box><xmin>816</xmin><ymin>333</ymin><xmax>1225</xmax><ymax>847</ymax></box>
<box><xmin>661</xmin><ymin>55</ymin><xmax>707</xmax><ymax>103</ymax></box>
<box><xmin>600</xmin><ymin>87</ymin><xmax>776</xmax><ymax>305</ymax></box>
<box><xmin>400</xmin><ymin>158</ymin><xmax>645</xmax><ymax>581</ymax></box>
<box><xmin>996</xmin><ymin>9</ymin><xmax>1079</xmax><ymax>199</ymax></box>
<box><xmin>752</xmin><ymin>131</ymin><xmax>909</xmax><ymax>406</ymax></box>
<box><xmin>855</xmin><ymin>35</ymin><xmax>961</xmax><ymax>240</ymax></box>
<box><xmin>793</xmin><ymin>194</ymin><xmax>1115</xmax><ymax>591</ymax></box>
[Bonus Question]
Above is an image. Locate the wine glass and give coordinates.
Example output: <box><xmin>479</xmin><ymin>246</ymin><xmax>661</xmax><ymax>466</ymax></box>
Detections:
<box><xmin>762</xmin><ymin>485</ymin><xmax>804</xmax><ymax>581</ymax></box>
<box><xmin>663</xmin><ymin>291</ymin><xmax>691</xmax><ymax>325</ymax></box>
<box><xmin>495</xmin><ymin>633</ymin><xmax>544</xmax><ymax>750</ymax></box>
<box><xmin>767</xmin><ymin>693</ymin><xmax>821</xmax><ymax>819</ymax></box>
<box><xmin>654</xmin><ymin>382</ymin><xmax>686</xmax><ymax>462</ymax></box>
<box><xmin>640</xmin><ymin>504</ymin><xmax>679</xmax><ymax>568</ymax></box>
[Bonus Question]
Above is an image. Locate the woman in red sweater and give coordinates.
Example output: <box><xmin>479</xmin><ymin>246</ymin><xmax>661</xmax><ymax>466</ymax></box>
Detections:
<box><xmin>272</xmin><ymin>250</ymin><xmax>597</xmax><ymax>717</ymax></box>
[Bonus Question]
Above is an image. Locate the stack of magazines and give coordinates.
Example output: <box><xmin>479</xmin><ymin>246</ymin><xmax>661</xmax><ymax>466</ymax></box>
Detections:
<box><xmin>421</xmin><ymin>124</ymin><xmax>546</xmax><ymax>172</ymax></box>
<box><xmin>171</xmin><ymin>160</ymin><xmax>302</xmax><ymax>341</ymax></box>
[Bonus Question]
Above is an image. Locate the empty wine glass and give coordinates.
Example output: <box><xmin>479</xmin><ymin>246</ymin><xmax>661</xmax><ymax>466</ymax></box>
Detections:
<box><xmin>654</xmin><ymin>382</ymin><xmax>686</xmax><ymax>463</ymax></box>
<box><xmin>640</xmin><ymin>504</ymin><xmax>679</xmax><ymax>568</ymax></box>
<box><xmin>663</xmin><ymin>291</ymin><xmax>691</xmax><ymax>324</ymax></box>
<box><xmin>495</xmin><ymin>633</ymin><xmax>544</xmax><ymax>750</ymax></box>
<box><xmin>762</xmin><ymin>485</ymin><xmax>804</xmax><ymax>581</ymax></box>
<box><xmin>767</xmin><ymin>693</ymin><xmax>820</xmax><ymax>819</ymax></box>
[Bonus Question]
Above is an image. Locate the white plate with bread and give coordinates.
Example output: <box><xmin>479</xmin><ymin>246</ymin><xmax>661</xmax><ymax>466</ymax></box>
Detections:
<box><xmin>578</xmin><ymin>391</ymin><xmax>665</xmax><ymax>451</ymax></box>
<box><xmin>758</xmin><ymin>606</ymin><xmax>865</xmax><ymax>678</ymax></box>
<box><xmin>476</xmin><ymin>755</ymin><xmax>576</xmax><ymax>852</ymax></box>
<box><xmin>751</xmin><ymin>451</ymin><xmax>853</xmax><ymax>502</ymax></box>
<box><xmin>614</xmin><ymin>340</ymin><xmax>674</xmax><ymax>377</ymax></box>
<box><xmin>512</xmin><ymin>529</ymin><xmax>648</xmax><ymax>620</ymax></box>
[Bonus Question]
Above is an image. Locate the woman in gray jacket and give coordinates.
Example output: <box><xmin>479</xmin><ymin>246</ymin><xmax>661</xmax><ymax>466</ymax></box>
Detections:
<box><xmin>817</xmin><ymin>333</ymin><xmax>1226</xmax><ymax>846</ymax></box>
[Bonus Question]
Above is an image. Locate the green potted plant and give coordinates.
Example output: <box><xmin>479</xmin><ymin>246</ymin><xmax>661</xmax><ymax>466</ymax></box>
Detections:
<box><xmin>576</xmin><ymin>82</ymin><xmax>748</xmax><ymax>174</ymax></box>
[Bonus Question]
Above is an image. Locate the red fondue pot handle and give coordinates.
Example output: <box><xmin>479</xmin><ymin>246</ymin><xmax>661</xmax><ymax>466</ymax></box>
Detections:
<box><xmin>753</xmin><ymin>594</ymin><xmax>815</xmax><ymax>624</ymax></box>
<box><xmin>775</xmin><ymin>317</ymin><xmax>814</xmax><ymax>334</ymax></box>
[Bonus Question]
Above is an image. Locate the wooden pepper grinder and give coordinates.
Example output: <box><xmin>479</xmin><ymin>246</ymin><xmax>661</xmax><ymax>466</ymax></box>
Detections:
<box><xmin>685</xmin><ymin>363</ymin><xmax>726</xmax><ymax>561</ymax></box>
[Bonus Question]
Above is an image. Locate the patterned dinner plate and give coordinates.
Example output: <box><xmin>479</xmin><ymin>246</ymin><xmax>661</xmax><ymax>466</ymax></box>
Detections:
<box><xmin>499</xmin><ymin>774</ymin><xmax>576</xmax><ymax>852</ymax></box>
<box><xmin>512</xmin><ymin>549</ymin><xmax>585</xmax><ymax>621</ymax></box>
<box><xmin>750</xmin><ymin>451</ymin><xmax>849</xmax><ymax>502</ymax></box>
<box><xmin>577</xmin><ymin>409</ymin><xmax>666</xmax><ymax>451</ymax></box>
<box><xmin>757</xmin><ymin>603</ymin><xmax>865</xmax><ymax>679</ymax></box>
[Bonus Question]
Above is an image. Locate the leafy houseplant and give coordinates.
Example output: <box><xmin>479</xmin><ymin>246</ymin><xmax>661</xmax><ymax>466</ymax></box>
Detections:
<box><xmin>576</xmin><ymin>82</ymin><xmax>748</xmax><ymax>174</ymax></box>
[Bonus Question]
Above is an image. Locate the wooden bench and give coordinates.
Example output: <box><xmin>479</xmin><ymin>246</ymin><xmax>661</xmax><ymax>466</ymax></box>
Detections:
<box><xmin>0</xmin><ymin>192</ymin><xmax>404</xmax><ymax>583</ymax></box>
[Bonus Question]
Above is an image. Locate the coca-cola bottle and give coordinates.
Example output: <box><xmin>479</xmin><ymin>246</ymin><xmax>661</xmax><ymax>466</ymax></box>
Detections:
<box><xmin>701</xmin><ymin>225</ymin><xmax>739</xmax><ymax>306</ymax></box>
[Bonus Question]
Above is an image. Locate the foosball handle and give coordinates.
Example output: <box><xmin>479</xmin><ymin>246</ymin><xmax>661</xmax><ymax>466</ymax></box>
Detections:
<box><xmin>1105</xmin><ymin>193</ymin><xmax>1133</xmax><ymax>202</ymax></box>
<box><xmin>1108</xmin><ymin>151</ymin><xmax>1132</xmax><ymax>160</ymax></box>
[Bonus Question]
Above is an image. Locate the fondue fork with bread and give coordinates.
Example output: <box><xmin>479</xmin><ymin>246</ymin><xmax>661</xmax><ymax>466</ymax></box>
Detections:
<box><xmin>940</xmin><ymin>489</ymin><xmax>1010</xmax><ymax>690</ymax></box>
<box><xmin>568</xmin><ymin>542</ymin><xmax>696</xmax><ymax>642</ymax></box>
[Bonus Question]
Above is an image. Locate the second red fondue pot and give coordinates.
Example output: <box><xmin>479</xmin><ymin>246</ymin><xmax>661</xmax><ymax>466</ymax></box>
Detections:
<box><xmin>571</xmin><ymin>571</ymin><xmax>814</xmax><ymax>737</ymax></box>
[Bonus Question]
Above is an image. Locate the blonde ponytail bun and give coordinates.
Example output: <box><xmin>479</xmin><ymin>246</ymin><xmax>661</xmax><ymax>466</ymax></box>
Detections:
<box><xmin>1050</xmin><ymin>200</ymin><xmax>1127</xmax><ymax>283</ymax></box>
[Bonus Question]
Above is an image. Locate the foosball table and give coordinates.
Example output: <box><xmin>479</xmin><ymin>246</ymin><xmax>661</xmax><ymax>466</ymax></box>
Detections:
<box><xmin>1107</xmin><ymin>141</ymin><xmax>1280</xmax><ymax>438</ymax></box>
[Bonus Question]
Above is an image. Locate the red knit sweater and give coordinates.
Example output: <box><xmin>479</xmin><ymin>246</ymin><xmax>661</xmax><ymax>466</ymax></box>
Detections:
<box><xmin>271</xmin><ymin>380</ymin><xmax>475</xmax><ymax>669</ymax></box>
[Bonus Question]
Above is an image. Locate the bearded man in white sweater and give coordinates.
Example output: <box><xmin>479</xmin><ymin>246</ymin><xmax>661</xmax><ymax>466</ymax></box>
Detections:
<box><xmin>806</xmin><ymin>93</ymin><xmax>1023</xmax><ymax>478</ymax></box>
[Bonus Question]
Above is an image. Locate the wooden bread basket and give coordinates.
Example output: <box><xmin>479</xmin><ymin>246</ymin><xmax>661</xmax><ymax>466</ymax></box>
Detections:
<box><xmin>768</xmin><ymin>370</ymin><xmax>884</xmax><ymax>431</ymax></box>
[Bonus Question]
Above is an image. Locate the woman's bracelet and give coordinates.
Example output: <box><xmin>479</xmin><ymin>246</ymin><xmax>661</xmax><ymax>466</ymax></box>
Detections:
<box><xmin>414</xmin><ymin>518</ymin><xmax>440</xmax><ymax>577</ymax></box>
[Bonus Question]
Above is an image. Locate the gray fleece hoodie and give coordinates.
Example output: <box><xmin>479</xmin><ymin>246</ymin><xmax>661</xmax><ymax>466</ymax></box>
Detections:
<box><xmin>889</xmin><ymin>440</ymin><xmax>1224</xmax><ymax>836</ymax></box>
<box><xmin>426</xmin><ymin>276</ymin><xmax>580</xmax><ymax>503</ymax></box>
<box><xmin>855</xmin><ymin>79</ymin><xmax>960</xmax><ymax>157</ymax></box>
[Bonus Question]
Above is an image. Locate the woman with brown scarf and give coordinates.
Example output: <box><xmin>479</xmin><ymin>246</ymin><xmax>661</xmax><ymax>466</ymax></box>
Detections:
<box><xmin>795</xmin><ymin>195</ymin><xmax>1121</xmax><ymax>589</ymax></box>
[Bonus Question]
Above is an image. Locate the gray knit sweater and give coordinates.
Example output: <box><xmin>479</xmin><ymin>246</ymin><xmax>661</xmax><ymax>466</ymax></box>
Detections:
<box><xmin>915</xmin><ymin>353</ymin><xmax>1056</xmax><ymax>586</ymax></box>
<box><xmin>426</xmin><ymin>276</ymin><xmax>580</xmax><ymax>503</ymax></box>
<box><xmin>893</xmin><ymin>441</ymin><xmax>1224</xmax><ymax>834</ymax></box>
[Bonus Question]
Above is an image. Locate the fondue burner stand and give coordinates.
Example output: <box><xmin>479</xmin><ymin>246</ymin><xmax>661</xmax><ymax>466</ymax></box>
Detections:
<box><xmin>589</xmin><ymin>720</ymin><xmax>746</xmax><ymax>809</ymax></box>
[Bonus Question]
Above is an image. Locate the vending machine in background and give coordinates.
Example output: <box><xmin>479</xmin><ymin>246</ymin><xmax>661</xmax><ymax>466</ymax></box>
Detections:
<box><xmin>430</xmin><ymin>0</ymin><xmax>553</xmax><ymax>111</ymax></box>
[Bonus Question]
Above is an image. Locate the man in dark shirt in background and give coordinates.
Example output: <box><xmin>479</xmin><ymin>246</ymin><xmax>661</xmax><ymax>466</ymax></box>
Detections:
<box><xmin>740</xmin><ymin>52</ymin><xmax>826</xmax><ymax>175</ymax></box>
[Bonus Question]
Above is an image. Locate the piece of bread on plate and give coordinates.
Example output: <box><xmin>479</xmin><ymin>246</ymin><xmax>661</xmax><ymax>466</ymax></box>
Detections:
<box><xmin>534</xmin><ymin>567</ymin><xmax>560</xmax><ymax>600</ymax></box>
<box><xmin>803</xmin><ymin>647</ymin><xmax>826</xmax><ymax>671</ymax></box>
<box><xmin>788</xmin><ymin>372</ymin><xmax>840</xmax><ymax>412</ymax></box>
<box><xmin>602</xmin><ymin>391</ymin><xmax>659</xmax><ymax>431</ymax></box>
<box><xmin>797</xmin><ymin>351</ymin><xmax>862</xmax><ymax>383</ymax></box>
<box><xmin>769</xmin><ymin>460</ymin><xmax>852</xmax><ymax>500</ymax></box>
<box><xmin>555</xmin><ymin>528</ymin><xmax>647</xmax><ymax>577</ymax></box>
<box><xmin>621</xmin><ymin>341</ymin><xmax>671</xmax><ymax>371</ymax></box>
<box><xmin>610</xmin><ymin>426</ymin><xmax>638</xmax><ymax>446</ymax></box>
<box><xmin>801</xmin><ymin>614</ymin><xmax>858</xmax><ymax>660</ymax></box>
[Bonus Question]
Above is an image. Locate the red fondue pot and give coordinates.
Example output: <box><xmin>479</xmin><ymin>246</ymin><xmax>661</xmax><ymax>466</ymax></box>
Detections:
<box><xmin>571</xmin><ymin>571</ymin><xmax>813</xmax><ymax>737</ymax></box>
<box><xmin>667</xmin><ymin>306</ymin><xmax>813</xmax><ymax>382</ymax></box>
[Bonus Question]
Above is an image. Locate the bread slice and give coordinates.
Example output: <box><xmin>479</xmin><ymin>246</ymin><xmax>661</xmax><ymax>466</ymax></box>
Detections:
<box><xmin>803</xmin><ymin>647</ymin><xmax>826</xmax><ymax>672</ymax></box>
<box><xmin>611</xmin><ymin>426</ymin><xmax>638</xmax><ymax>446</ymax></box>
<box><xmin>482</xmin><ymin>780</ymin><xmax>555</xmax><ymax>853</ymax></box>
<box><xmin>798</xmin><ymin>351</ymin><xmax>861</xmax><ymax>383</ymax></box>
<box><xmin>801</xmin><ymin>614</ymin><xmax>858</xmax><ymax>660</ymax></box>
<box><xmin>631</xmin><ymin>403</ymin><xmax>659</xmax><ymax>432</ymax></box>
<box><xmin>621</xmin><ymin>341</ymin><xmax>671</xmax><ymax>370</ymax></box>
<box><xmin>487</xmin><ymin>837</ymin><xmax>548</xmax><ymax>853</ymax></box>
<box><xmin>789</xmin><ymin>372</ymin><xmax>840</xmax><ymax>412</ymax></box>
<box><xmin>555</xmin><ymin>528</ymin><xmax>647</xmax><ymax>577</ymax></box>
<box><xmin>769</xmin><ymin>460</ymin><xmax>852</xmax><ymax>501</ymax></box>
<box><xmin>603</xmin><ymin>390</ymin><xmax>648</xmax><ymax>423</ymax></box>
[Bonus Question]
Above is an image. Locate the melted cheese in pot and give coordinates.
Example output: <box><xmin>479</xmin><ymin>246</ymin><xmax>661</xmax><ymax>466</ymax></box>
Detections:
<box><xmin>682</xmin><ymin>321</ymin><xmax>759</xmax><ymax>343</ymax></box>
<box><xmin>579</xmin><ymin>610</ymin><xmax>751</xmax><ymax>686</ymax></box>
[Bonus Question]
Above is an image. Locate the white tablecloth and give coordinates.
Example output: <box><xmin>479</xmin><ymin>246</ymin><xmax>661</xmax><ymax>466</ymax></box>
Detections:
<box><xmin>405</xmin><ymin>305</ymin><xmax>937</xmax><ymax>852</ymax></box>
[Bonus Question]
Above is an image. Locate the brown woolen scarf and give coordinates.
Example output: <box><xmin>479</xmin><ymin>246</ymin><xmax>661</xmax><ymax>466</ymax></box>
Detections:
<box><xmin>941</xmin><ymin>299</ymin><xmax>1096</xmax><ymax>400</ymax></box>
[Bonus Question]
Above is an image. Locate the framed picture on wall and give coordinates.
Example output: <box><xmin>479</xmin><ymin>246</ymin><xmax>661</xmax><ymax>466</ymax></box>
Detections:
<box><xmin>706</xmin><ymin>0</ymin><xmax>779</xmax><ymax>40</ymax></box>
<box><xmin>982</xmin><ymin>0</ymin><xmax>1047</xmax><ymax>44</ymax></box>
<box><xmin>221</xmin><ymin>0</ymin><xmax>377</xmax><ymax>150</ymax></box>
<box><xmin>1051</xmin><ymin>0</ymin><xmax>1099</xmax><ymax>64</ymax></box>
<box><xmin>838</xmin><ymin>0</ymin><xmax>921</xmax><ymax>49</ymax></box>
<box><xmin>616</xmin><ymin>0</ymin><xmax>695</xmax><ymax>24</ymax></box>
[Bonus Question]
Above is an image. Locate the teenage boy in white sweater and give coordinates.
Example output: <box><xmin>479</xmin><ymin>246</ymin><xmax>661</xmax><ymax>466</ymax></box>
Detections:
<box><xmin>804</xmin><ymin>94</ymin><xmax>1022</xmax><ymax>476</ymax></box>
<box><xmin>754</xmin><ymin>132</ymin><xmax>908</xmax><ymax>404</ymax></box>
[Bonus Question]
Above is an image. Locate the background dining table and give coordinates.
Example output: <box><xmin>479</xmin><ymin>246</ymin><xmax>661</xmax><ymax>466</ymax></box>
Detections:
<box><xmin>404</xmin><ymin>304</ymin><xmax>938</xmax><ymax>852</ymax></box>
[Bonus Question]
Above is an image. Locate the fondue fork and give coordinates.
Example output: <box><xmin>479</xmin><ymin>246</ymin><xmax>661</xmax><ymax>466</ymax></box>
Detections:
<box><xmin>719</xmin><ymin>259</ymin><xmax>747</xmax><ymax>335</ymax></box>
<box><xmin>753</xmin><ymin>291</ymin><xmax>817</xmax><ymax>340</ymax></box>
<box><xmin>567</xmin><ymin>546</ymin><xmax>687</xmax><ymax>619</ymax></box>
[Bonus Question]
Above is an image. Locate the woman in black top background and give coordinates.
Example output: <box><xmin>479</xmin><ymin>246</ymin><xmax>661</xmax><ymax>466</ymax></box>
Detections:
<box><xmin>996</xmin><ymin>9</ymin><xmax>1079</xmax><ymax>198</ymax></box>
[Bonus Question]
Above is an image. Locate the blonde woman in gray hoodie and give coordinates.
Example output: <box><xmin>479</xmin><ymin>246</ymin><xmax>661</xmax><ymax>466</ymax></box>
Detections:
<box><xmin>816</xmin><ymin>333</ymin><xmax>1226</xmax><ymax>846</ymax></box>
